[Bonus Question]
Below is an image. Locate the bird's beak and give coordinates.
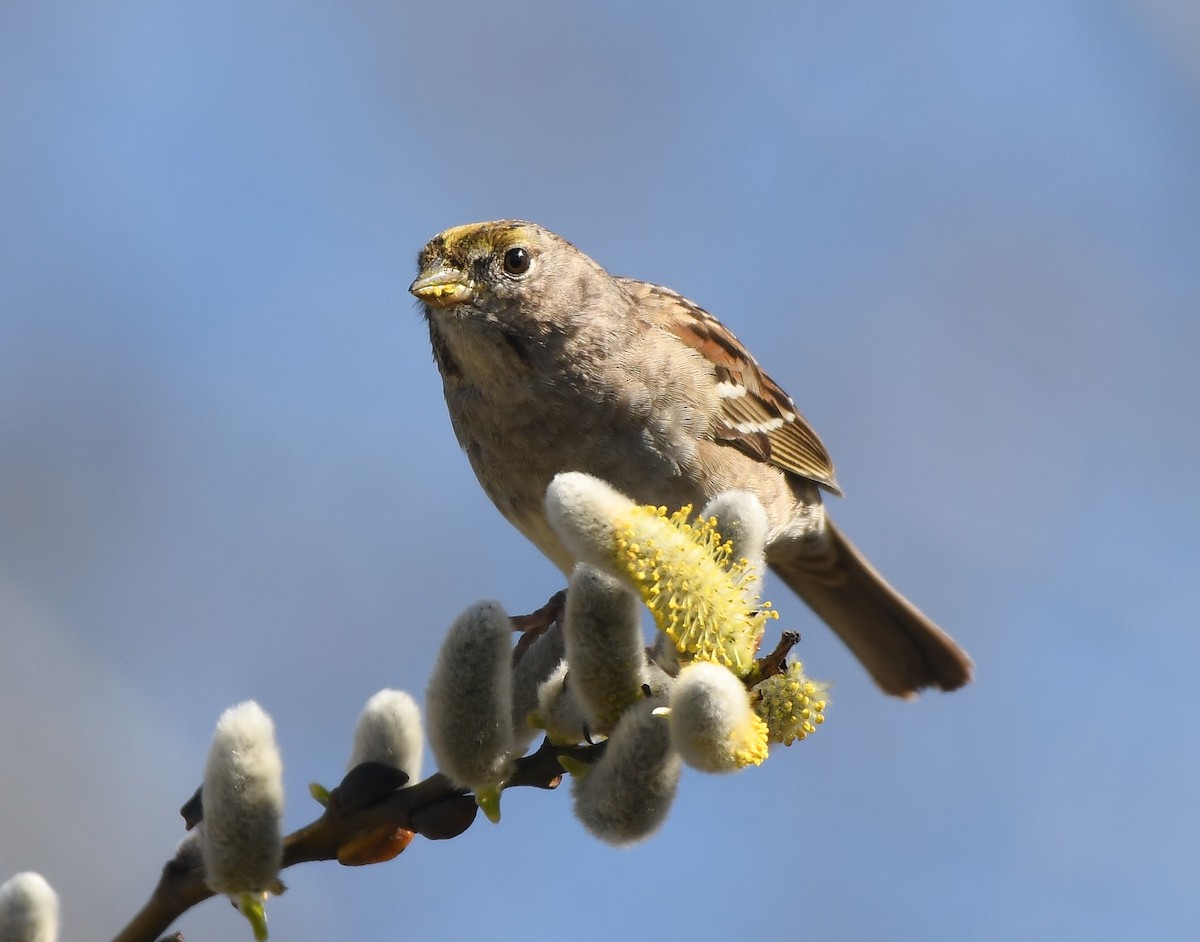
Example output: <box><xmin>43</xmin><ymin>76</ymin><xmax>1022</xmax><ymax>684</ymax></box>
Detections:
<box><xmin>409</xmin><ymin>267</ymin><xmax>474</xmax><ymax>308</ymax></box>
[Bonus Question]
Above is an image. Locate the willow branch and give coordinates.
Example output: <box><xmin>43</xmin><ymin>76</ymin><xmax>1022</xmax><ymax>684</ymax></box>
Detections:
<box><xmin>109</xmin><ymin>738</ymin><xmax>601</xmax><ymax>942</ymax></box>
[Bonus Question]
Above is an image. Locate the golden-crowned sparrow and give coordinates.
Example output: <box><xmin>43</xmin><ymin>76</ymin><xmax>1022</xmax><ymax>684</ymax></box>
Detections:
<box><xmin>411</xmin><ymin>220</ymin><xmax>972</xmax><ymax>697</ymax></box>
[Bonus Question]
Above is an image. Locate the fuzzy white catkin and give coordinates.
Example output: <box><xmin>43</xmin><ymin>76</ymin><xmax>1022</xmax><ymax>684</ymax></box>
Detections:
<box><xmin>642</xmin><ymin>656</ymin><xmax>678</xmax><ymax>701</ymax></box>
<box><xmin>700</xmin><ymin>490</ymin><xmax>770</xmax><ymax>599</ymax></box>
<box><xmin>0</xmin><ymin>872</ymin><xmax>58</xmax><ymax>942</ymax></box>
<box><xmin>425</xmin><ymin>601</ymin><xmax>515</xmax><ymax>795</ymax></box>
<box><xmin>669</xmin><ymin>662</ymin><xmax>765</xmax><ymax>773</ymax></box>
<box><xmin>510</xmin><ymin>620</ymin><xmax>566</xmax><ymax>750</ymax></box>
<box><xmin>649</xmin><ymin>630</ymin><xmax>681</xmax><ymax>675</ymax></box>
<box><xmin>533</xmin><ymin>660</ymin><xmax>589</xmax><ymax>745</ymax></box>
<box><xmin>348</xmin><ymin>689</ymin><xmax>423</xmax><ymax>782</ymax></box>
<box><xmin>563</xmin><ymin>564</ymin><xmax>648</xmax><ymax>735</ymax></box>
<box><xmin>544</xmin><ymin>472</ymin><xmax>632</xmax><ymax>576</ymax></box>
<box><xmin>572</xmin><ymin>699</ymin><xmax>682</xmax><ymax>847</ymax></box>
<box><xmin>201</xmin><ymin>701</ymin><xmax>285</xmax><ymax>896</ymax></box>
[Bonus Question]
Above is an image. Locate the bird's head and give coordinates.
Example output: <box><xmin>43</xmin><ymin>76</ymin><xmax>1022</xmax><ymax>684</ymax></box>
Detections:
<box><xmin>410</xmin><ymin>220</ymin><xmax>625</xmax><ymax>336</ymax></box>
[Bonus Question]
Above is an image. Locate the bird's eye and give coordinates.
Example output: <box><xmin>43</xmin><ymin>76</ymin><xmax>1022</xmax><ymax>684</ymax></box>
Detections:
<box><xmin>502</xmin><ymin>246</ymin><xmax>531</xmax><ymax>276</ymax></box>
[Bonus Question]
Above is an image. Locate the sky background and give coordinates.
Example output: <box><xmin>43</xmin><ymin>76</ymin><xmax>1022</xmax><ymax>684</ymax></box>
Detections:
<box><xmin>2</xmin><ymin>1</ymin><xmax>1198</xmax><ymax>940</ymax></box>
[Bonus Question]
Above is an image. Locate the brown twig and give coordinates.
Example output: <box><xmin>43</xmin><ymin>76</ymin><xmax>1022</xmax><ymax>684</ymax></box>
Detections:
<box><xmin>754</xmin><ymin>630</ymin><xmax>801</xmax><ymax>682</ymax></box>
<box><xmin>109</xmin><ymin>738</ymin><xmax>599</xmax><ymax>942</ymax></box>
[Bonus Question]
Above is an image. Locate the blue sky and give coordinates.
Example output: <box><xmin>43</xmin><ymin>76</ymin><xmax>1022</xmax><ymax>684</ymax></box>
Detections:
<box><xmin>2</xmin><ymin>2</ymin><xmax>1198</xmax><ymax>940</ymax></box>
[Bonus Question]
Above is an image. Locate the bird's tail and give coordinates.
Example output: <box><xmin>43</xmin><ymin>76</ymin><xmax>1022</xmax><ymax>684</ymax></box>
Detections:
<box><xmin>768</xmin><ymin>518</ymin><xmax>972</xmax><ymax>698</ymax></box>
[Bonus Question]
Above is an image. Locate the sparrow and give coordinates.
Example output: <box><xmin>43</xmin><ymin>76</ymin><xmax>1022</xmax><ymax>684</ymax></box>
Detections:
<box><xmin>410</xmin><ymin>220</ymin><xmax>972</xmax><ymax>697</ymax></box>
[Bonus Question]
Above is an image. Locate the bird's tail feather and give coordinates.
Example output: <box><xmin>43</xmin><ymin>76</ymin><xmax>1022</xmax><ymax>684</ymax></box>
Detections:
<box><xmin>769</xmin><ymin>518</ymin><xmax>972</xmax><ymax>698</ymax></box>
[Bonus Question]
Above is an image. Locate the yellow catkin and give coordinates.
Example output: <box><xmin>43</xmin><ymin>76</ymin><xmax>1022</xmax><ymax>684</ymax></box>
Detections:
<box><xmin>612</xmin><ymin>505</ymin><xmax>775</xmax><ymax>677</ymax></box>
<box><xmin>753</xmin><ymin>661</ymin><xmax>829</xmax><ymax>745</ymax></box>
<box><xmin>730</xmin><ymin>710</ymin><xmax>771</xmax><ymax>768</ymax></box>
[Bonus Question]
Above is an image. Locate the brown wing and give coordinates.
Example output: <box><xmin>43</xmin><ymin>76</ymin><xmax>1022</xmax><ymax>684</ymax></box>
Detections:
<box><xmin>619</xmin><ymin>278</ymin><xmax>841</xmax><ymax>495</ymax></box>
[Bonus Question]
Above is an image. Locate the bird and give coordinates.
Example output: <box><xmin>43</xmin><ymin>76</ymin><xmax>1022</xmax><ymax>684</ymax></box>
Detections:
<box><xmin>410</xmin><ymin>220</ymin><xmax>972</xmax><ymax>697</ymax></box>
